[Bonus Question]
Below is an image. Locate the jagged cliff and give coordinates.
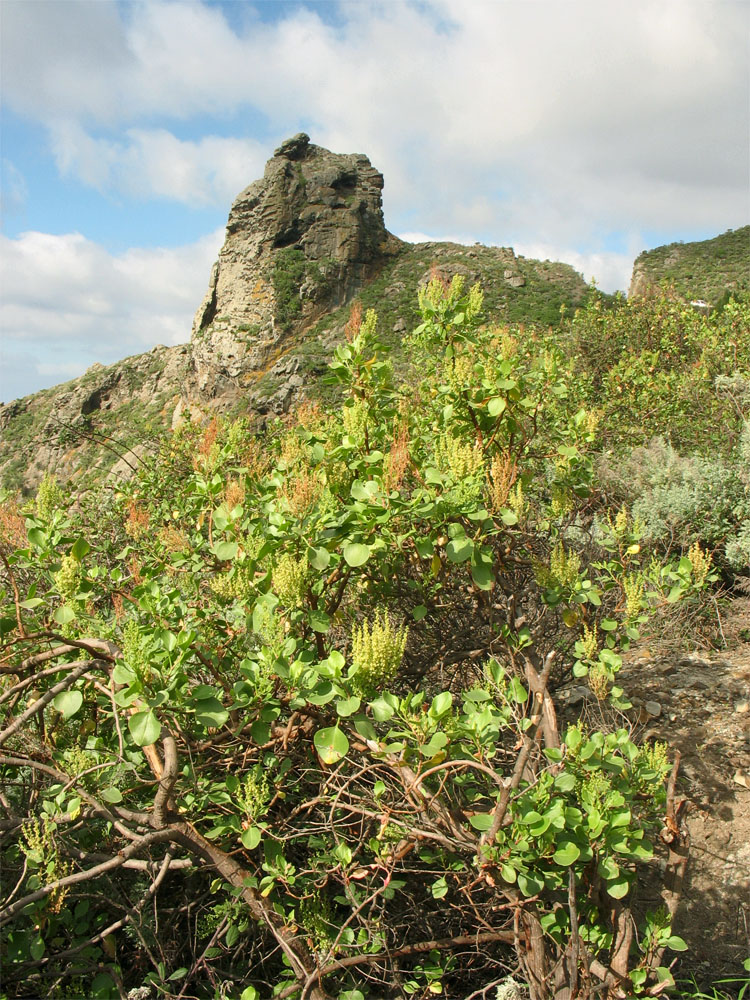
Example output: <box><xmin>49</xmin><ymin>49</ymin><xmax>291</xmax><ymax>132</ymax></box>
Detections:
<box><xmin>0</xmin><ymin>134</ymin><xmax>593</xmax><ymax>492</ymax></box>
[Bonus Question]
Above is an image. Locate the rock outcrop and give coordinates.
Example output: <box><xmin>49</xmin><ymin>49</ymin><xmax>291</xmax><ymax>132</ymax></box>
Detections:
<box><xmin>190</xmin><ymin>133</ymin><xmax>403</xmax><ymax>394</ymax></box>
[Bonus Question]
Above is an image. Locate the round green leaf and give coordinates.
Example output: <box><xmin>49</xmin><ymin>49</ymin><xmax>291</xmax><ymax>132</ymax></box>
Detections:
<box><xmin>429</xmin><ymin>692</ymin><xmax>453</xmax><ymax>718</ymax></box>
<box><xmin>71</xmin><ymin>537</ymin><xmax>90</xmax><ymax>561</ymax></box>
<box><xmin>193</xmin><ymin>697</ymin><xmax>229</xmax><ymax>729</ymax></box>
<box><xmin>336</xmin><ymin>696</ymin><xmax>361</xmax><ymax>717</ymax></box>
<box><xmin>343</xmin><ymin>542</ymin><xmax>371</xmax><ymax>567</ymax></box>
<box><xmin>309</xmin><ymin>547</ymin><xmax>331</xmax><ymax>571</ymax></box>
<box><xmin>53</xmin><ymin>605</ymin><xmax>76</xmax><ymax>626</ymax></box>
<box><xmin>553</xmin><ymin>840</ymin><xmax>581</xmax><ymax>866</ymax></box>
<box><xmin>446</xmin><ymin>537</ymin><xmax>473</xmax><ymax>563</ymax></box>
<box><xmin>241</xmin><ymin>826</ymin><xmax>262</xmax><ymax>850</ymax></box>
<box><xmin>212</xmin><ymin>540</ymin><xmax>238</xmax><ymax>562</ymax></box>
<box><xmin>128</xmin><ymin>709</ymin><xmax>161</xmax><ymax>747</ymax></box>
<box><xmin>487</xmin><ymin>396</ymin><xmax>506</xmax><ymax>417</ymax></box>
<box><xmin>664</xmin><ymin>935</ymin><xmax>688</xmax><ymax>952</ymax></box>
<box><xmin>606</xmin><ymin>876</ymin><xmax>631</xmax><ymax>899</ymax></box>
<box><xmin>369</xmin><ymin>697</ymin><xmax>395</xmax><ymax>721</ymax></box>
<box><xmin>314</xmin><ymin>725</ymin><xmax>349</xmax><ymax>764</ymax></box>
<box><xmin>52</xmin><ymin>690</ymin><xmax>83</xmax><ymax>719</ymax></box>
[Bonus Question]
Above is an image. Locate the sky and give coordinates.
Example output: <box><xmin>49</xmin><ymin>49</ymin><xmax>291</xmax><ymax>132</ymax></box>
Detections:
<box><xmin>1</xmin><ymin>0</ymin><xmax>748</xmax><ymax>402</ymax></box>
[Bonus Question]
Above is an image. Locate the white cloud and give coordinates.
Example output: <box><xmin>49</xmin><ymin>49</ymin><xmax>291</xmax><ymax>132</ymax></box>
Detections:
<box><xmin>513</xmin><ymin>243</ymin><xmax>635</xmax><ymax>295</ymax></box>
<box><xmin>0</xmin><ymin>228</ymin><xmax>224</xmax><ymax>401</ymax></box>
<box><xmin>0</xmin><ymin>160</ymin><xmax>28</xmax><ymax>219</ymax></box>
<box><xmin>3</xmin><ymin>0</ymin><xmax>746</xmax><ymax>236</ymax></box>
<box><xmin>397</xmin><ymin>231</ymin><xmax>476</xmax><ymax>247</ymax></box>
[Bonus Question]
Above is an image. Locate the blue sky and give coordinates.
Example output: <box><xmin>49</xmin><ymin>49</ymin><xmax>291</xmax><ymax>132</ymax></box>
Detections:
<box><xmin>1</xmin><ymin>0</ymin><xmax>748</xmax><ymax>401</ymax></box>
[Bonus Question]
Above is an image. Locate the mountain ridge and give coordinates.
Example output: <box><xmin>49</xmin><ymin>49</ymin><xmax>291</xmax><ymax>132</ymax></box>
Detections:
<box><xmin>0</xmin><ymin>135</ymin><xmax>744</xmax><ymax>493</ymax></box>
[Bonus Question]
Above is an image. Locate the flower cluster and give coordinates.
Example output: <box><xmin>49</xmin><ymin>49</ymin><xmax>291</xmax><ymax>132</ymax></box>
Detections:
<box><xmin>350</xmin><ymin>610</ymin><xmax>408</xmax><ymax>697</ymax></box>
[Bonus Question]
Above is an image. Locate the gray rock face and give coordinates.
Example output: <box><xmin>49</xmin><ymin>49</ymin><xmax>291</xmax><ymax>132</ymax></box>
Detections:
<box><xmin>190</xmin><ymin>133</ymin><xmax>403</xmax><ymax>386</ymax></box>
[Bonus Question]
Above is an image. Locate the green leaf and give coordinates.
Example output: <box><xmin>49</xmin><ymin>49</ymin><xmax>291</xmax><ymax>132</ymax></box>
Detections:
<box><xmin>411</xmin><ymin>605</ymin><xmax>428</xmax><ymax>621</ymax></box>
<box><xmin>309</xmin><ymin>547</ymin><xmax>331</xmax><ymax>571</ymax></box>
<box><xmin>251</xmin><ymin>719</ymin><xmax>271</xmax><ymax>744</ymax></box>
<box><xmin>128</xmin><ymin>710</ymin><xmax>161</xmax><ymax>747</ymax></box>
<box><xmin>554</xmin><ymin>772</ymin><xmax>576</xmax><ymax>792</ymax></box>
<box><xmin>471</xmin><ymin>559</ymin><xmax>495</xmax><ymax>590</ymax></box>
<box><xmin>353</xmin><ymin>716</ymin><xmax>377</xmax><ymax>740</ymax></box>
<box><xmin>517</xmin><ymin>872</ymin><xmax>544</xmax><ymax>896</ymax></box>
<box><xmin>499</xmin><ymin>508</ymin><xmax>518</xmax><ymax>526</ymax></box>
<box><xmin>19</xmin><ymin>598</ymin><xmax>45</xmax><ymax>609</ymax></box>
<box><xmin>53</xmin><ymin>605</ymin><xmax>76</xmax><ymax>626</ymax></box>
<box><xmin>446</xmin><ymin>537</ymin><xmax>472</xmax><ymax>563</ymax></box>
<box><xmin>71</xmin><ymin>537</ymin><xmax>90</xmax><ymax>561</ymax></box>
<box><xmin>112</xmin><ymin>661</ymin><xmax>136</xmax><ymax>685</ymax></box>
<box><xmin>53</xmin><ymin>690</ymin><xmax>83</xmax><ymax>719</ymax></box>
<box><xmin>91</xmin><ymin>973</ymin><xmax>116</xmax><ymax>998</ymax></box>
<box><xmin>100</xmin><ymin>787</ymin><xmax>123</xmax><ymax>804</ymax></box>
<box><xmin>553</xmin><ymin>840</ymin><xmax>581</xmax><ymax>866</ymax></box>
<box><xmin>307</xmin><ymin>681</ymin><xmax>336</xmax><ymax>706</ymax></box>
<box><xmin>29</xmin><ymin>935</ymin><xmax>45</xmax><ymax>960</ymax></box>
<box><xmin>336</xmin><ymin>696</ymin><xmax>361</xmax><ymax>718</ymax></box>
<box><xmin>508</xmin><ymin>677</ymin><xmax>527</xmax><ymax>703</ymax></box>
<box><xmin>429</xmin><ymin>692</ymin><xmax>453</xmax><ymax>718</ymax></box>
<box><xmin>241</xmin><ymin>988</ymin><xmax>259</xmax><ymax>1000</ymax></box>
<box><xmin>212</xmin><ymin>540</ymin><xmax>238</xmax><ymax>562</ymax></box>
<box><xmin>469</xmin><ymin>812</ymin><xmax>493</xmax><ymax>831</ymax></box>
<box><xmin>225</xmin><ymin>923</ymin><xmax>240</xmax><ymax>948</ymax></box>
<box><xmin>308</xmin><ymin>609</ymin><xmax>331</xmax><ymax>633</ymax></box>
<box><xmin>606</xmin><ymin>876</ymin><xmax>631</xmax><ymax>899</ymax></box>
<box><xmin>487</xmin><ymin>396</ymin><xmax>506</xmax><ymax>417</ymax></box>
<box><xmin>157</xmin><ymin>629</ymin><xmax>177</xmax><ymax>652</ymax></box>
<box><xmin>241</xmin><ymin>826</ymin><xmax>262</xmax><ymax>850</ymax></box>
<box><xmin>27</xmin><ymin>527</ymin><xmax>47</xmax><ymax>549</ymax></box>
<box><xmin>193</xmin><ymin>697</ymin><xmax>229</xmax><ymax>729</ymax></box>
<box><xmin>343</xmin><ymin>542</ymin><xmax>371</xmax><ymax>567</ymax></box>
<box><xmin>369</xmin><ymin>697</ymin><xmax>394</xmax><ymax>721</ymax></box>
<box><xmin>431</xmin><ymin>876</ymin><xmax>449</xmax><ymax>899</ymax></box>
<box><xmin>664</xmin><ymin>935</ymin><xmax>688</xmax><ymax>951</ymax></box>
<box><xmin>168</xmin><ymin>968</ymin><xmax>188</xmax><ymax>982</ymax></box>
<box><xmin>314</xmin><ymin>725</ymin><xmax>349</xmax><ymax>764</ymax></box>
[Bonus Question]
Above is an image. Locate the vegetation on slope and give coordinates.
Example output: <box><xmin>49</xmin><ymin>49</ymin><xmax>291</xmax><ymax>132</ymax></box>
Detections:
<box><xmin>1</xmin><ymin>277</ymin><xmax>748</xmax><ymax>999</ymax></box>
<box><xmin>630</xmin><ymin>226</ymin><xmax>749</xmax><ymax>306</ymax></box>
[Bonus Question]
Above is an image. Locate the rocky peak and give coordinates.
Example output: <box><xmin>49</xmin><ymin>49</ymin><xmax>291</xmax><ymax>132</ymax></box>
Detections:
<box><xmin>190</xmin><ymin>134</ymin><xmax>403</xmax><ymax>387</ymax></box>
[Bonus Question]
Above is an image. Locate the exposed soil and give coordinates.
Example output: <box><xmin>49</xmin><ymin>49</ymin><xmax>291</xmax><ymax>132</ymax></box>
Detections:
<box><xmin>561</xmin><ymin>597</ymin><xmax>750</xmax><ymax>992</ymax></box>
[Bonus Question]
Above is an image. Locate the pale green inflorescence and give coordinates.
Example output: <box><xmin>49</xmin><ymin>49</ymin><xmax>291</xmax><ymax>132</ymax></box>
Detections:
<box><xmin>350</xmin><ymin>610</ymin><xmax>408</xmax><ymax>697</ymax></box>
<box><xmin>272</xmin><ymin>552</ymin><xmax>310</xmax><ymax>608</ymax></box>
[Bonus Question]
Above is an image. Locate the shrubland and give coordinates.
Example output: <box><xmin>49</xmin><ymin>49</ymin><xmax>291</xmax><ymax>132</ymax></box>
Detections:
<box><xmin>1</xmin><ymin>277</ymin><xmax>748</xmax><ymax>1000</ymax></box>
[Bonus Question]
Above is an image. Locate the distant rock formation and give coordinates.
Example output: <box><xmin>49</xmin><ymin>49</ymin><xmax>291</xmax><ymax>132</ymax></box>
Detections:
<box><xmin>190</xmin><ymin>133</ymin><xmax>402</xmax><ymax>393</ymax></box>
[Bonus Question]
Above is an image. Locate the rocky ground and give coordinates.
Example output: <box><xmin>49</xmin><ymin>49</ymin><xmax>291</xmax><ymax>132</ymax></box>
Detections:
<box><xmin>562</xmin><ymin>596</ymin><xmax>750</xmax><ymax>991</ymax></box>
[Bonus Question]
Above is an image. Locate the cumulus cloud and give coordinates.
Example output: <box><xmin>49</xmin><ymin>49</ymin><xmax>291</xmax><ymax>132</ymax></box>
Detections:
<box><xmin>0</xmin><ymin>228</ymin><xmax>224</xmax><ymax>401</ymax></box>
<box><xmin>3</xmin><ymin>0</ymin><xmax>746</xmax><ymax>234</ymax></box>
<box><xmin>50</xmin><ymin>124</ymin><xmax>267</xmax><ymax>205</ymax></box>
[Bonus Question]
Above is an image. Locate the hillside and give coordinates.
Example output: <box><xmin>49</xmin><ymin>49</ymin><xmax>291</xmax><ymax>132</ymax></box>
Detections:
<box><xmin>629</xmin><ymin>225</ymin><xmax>749</xmax><ymax>304</ymax></box>
<box><xmin>0</xmin><ymin>134</ymin><xmax>591</xmax><ymax>493</ymax></box>
<box><xmin>1</xmin><ymin>137</ymin><xmax>750</xmax><ymax>1000</ymax></box>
